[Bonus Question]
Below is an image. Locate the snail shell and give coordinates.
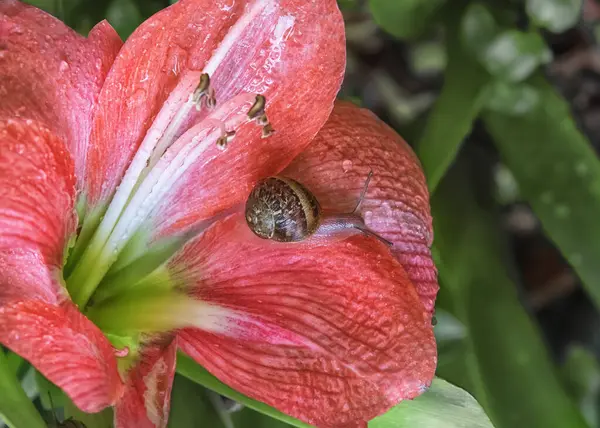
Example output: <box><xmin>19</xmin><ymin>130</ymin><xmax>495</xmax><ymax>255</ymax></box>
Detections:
<box><xmin>245</xmin><ymin>177</ymin><xmax>321</xmax><ymax>242</ymax></box>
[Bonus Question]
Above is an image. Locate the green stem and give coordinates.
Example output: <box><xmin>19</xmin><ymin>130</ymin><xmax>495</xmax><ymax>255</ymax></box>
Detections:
<box><xmin>0</xmin><ymin>350</ymin><xmax>46</xmax><ymax>428</ymax></box>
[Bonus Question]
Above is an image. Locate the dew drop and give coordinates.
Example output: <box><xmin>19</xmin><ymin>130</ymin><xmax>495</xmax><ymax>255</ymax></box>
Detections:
<box><xmin>9</xmin><ymin>25</ymin><xmax>23</xmax><ymax>35</ymax></box>
<box><xmin>59</xmin><ymin>60</ymin><xmax>69</xmax><ymax>72</ymax></box>
<box><xmin>36</xmin><ymin>170</ymin><xmax>47</xmax><ymax>181</ymax></box>
<box><xmin>342</xmin><ymin>159</ymin><xmax>353</xmax><ymax>173</ymax></box>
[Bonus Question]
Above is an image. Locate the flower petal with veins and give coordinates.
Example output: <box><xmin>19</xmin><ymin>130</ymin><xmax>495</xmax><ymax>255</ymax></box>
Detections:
<box><xmin>0</xmin><ymin>1</ymin><xmax>121</xmax><ymax>185</ymax></box>
<box><xmin>0</xmin><ymin>118</ymin><xmax>122</xmax><ymax>412</ymax></box>
<box><xmin>172</xmin><ymin>214</ymin><xmax>437</xmax><ymax>428</ymax></box>
<box><xmin>283</xmin><ymin>102</ymin><xmax>439</xmax><ymax>316</ymax></box>
<box><xmin>115</xmin><ymin>338</ymin><xmax>177</xmax><ymax>428</ymax></box>
<box><xmin>0</xmin><ymin>300</ymin><xmax>123</xmax><ymax>412</ymax></box>
<box><xmin>0</xmin><ymin>118</ymin><xmax>75</xmax><ymax>268</ymax></box>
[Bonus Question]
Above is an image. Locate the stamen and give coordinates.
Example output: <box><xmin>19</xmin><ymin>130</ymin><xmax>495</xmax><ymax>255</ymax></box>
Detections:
<box><xmin>256</xmin><ymin>114</ymin><xmax>270</xmax><ymax>126</ymax></box>
<box><xmin>247</xmin><ymin>94</ymin><xmax>266</xmax><ymax>119</ymax></box>
<box><xmin>70</xmin><ymin>93</ymin><xmax>269</xmax><ymax>307</ymax></box>
<box><xmin>261</xmin><ymin>123</ymin><xmax>275</xmax><ymax>138</ymax></box>
<box><xmin>206</xmin><ymin>87</ymin><xmax>217</xmax><ymax>110</ymax></box>
<box><xmin>191</xmin><ymin>73</ymin><xmax>219</xmax><ymax>112</ymax></box>
<box><xmin>191</xmin><ymin>73</ymin><xmax>211</xmax><ymax>105</ymax></box>
<box><xmin>216</xmin><ymin>130</ymin><xmax>236</xmax><ymax>151</ymax></box>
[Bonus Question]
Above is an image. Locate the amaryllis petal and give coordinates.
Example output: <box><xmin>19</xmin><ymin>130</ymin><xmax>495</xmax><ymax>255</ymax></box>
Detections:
<box><xmin>283</xmin><ymin>102</ymin><xmax>438</xmax><ymax>316</ymax></box>
<box><xmin>0</xmin><ymin>1</ymin><xmax>122</xmax><ymax>184</ymax></box>
<box><xmin>173</xmin><ymin>215</ymin><xmax>437</xmax><ymax>428</ymax></box>
<box><xmin>84</xmin><ymin>0</ymin><xmax>344</xmax><ymax>235</ymax></box>
<box><xmin>0</xmin><ymin>300</ymin><xmax>123</xmax><ymax>412</ymax></box>
<box><xmin>0</xmin><ymin>118</ymin><xmax>75</xmax><ymax>269</ymax></box>
<box><xmin>114</xmin><ymin>338</ymin><xmax>177</xmax><ymax>428</ymax></box>
<box><xmin>0</xmin><ymin>118</ymin><xmax>122</xmax><ymax>412</ymax></box>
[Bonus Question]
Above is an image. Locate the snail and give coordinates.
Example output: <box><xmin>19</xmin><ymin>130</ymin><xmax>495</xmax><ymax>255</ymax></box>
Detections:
<box><xmin>245</xmin><ymin>171</ymin><xmax>391</xmax><ymax>245</ymax></box>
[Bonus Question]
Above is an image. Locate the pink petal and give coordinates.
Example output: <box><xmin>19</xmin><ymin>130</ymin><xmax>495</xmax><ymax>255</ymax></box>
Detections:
<box><xmin>0</xmin><ymin>1</ymin><xmax>122</xmax><ymax>185</ymax></box>
<box><xmin>173</xmin><ymin>214</ymin><xmax>437</xmax><ymax>428</ymax></box>
<box><xmin>0</xmin><ymin>118</ymin><xmax>122</xmax><ymax>413</ymax></box>
<box><xmin>0</xmin><ymin>249</ymin><xmax>63</xmax><ymax>305</ymax></box>
<box><xmin>283</xmin><ymin>102</ymin><xmax>438</xmax><ymax>317</ymax></box>
<box><xmin>114</xmin><ymin>338</ymin><xmax>177</xmax><ymax>428</ymax></box>
<box><xmin>0</xmin><ymin>299</ymin><xmax>123</xmax><ymax>412</ymax></box>
<box><xmin>0</xmin><ymin>118</ymin><xmax>75</xmax><ymax>273</ymax></box>
<box><xmin>84</xmin><ymin>0</ymin><xmax>345</xmax><ymax>229</ymax></box>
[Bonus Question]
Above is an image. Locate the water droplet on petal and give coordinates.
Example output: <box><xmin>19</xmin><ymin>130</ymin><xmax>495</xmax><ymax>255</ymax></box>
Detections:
<box><xmin>9</xmin><ymin>25</ymin><xmax>23</xmax><ymax>35</ymax></box>
<box><xmin>342</xmin><ymin>159</ymin><xmax>353</xmax><ymax>173</ymax></box>
<box><xmin>59</xmin><ymin>60</ymin><xmax>69</xmax><ymax>72</ymax></box>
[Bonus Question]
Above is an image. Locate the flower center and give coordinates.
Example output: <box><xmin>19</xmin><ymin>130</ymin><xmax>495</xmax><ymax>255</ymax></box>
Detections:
<box><xmin>63</xmin><ymin>71</ymin><xmax>272</xmax><ymax>333</ymax></box>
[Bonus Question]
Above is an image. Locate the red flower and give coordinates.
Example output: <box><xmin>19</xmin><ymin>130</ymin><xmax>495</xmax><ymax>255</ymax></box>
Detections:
<box><xmin>0</xmin><ymin>1</ymin><xmax>437</xmax><ymax>427</ymax></box>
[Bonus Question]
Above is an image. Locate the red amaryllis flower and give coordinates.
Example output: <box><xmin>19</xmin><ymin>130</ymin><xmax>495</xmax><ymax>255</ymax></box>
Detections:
<box><xmin>0</xmin><ymin>0</ymin><xmax>438</xmax><ymax>427</ymax></box>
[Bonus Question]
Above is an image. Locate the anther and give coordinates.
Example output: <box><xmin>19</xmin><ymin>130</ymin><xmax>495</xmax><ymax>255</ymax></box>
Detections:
<box><xmin>191</xmin><ymin>73</ymin><xmax>218</xmax><ymax>111</ymax></box>
<box><xmin>248</xmin><ymin>94</ymin><xmax>266</xmax><ymax>119</ymax></box>
<box><xmin>256</xmin><ymin>113</ymin><xmax>270</xmax><ymax>126</ymax></box>
<box><xmin>192</xmin><ymin>73</ymin><xmax>210</xmax><ymax>104</ymax></box>
<box><xmin>206</xmin><ymin>89</ymin><xmax>217</xmax><ymax>109</ymax></box>
<box><xmin>261</xmin><ymin>123</ymin><xmax>275</xmax><ymax>138</ymax></box>
<box><xmin>216</xmin><ymin>130</ymin><xmax>236</xmax><ymax>151</ymax></box>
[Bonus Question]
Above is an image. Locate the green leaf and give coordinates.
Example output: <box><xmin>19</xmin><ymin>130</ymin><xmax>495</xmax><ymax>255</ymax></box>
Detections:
<box><xmin>64</xmin><ymin>399</ymin><xmax>113</xmax><ymax>428</ymax></box>
<box><xmin>562</xmin><ymin>346</ymin><xmax>600</xmax><ymax>427</ymax></box>
<box><xmin>168</xmin><ymin>374</ymin><xmax>227</xmax><ymax>428</ymax></box>
<box><xmin>481</xmin><ymin>30</ymin><xmax>551</xmax><ymax>82</ymax></box>
<box><xmin>485</xmin><ymin>80</ymin><xmax>540</xmax><ymax>116</ymax></box>
<box><xmin>484</xmin><ymin>76</ymin><xmax>600</xmax><ymax>312</ymax></box>
<box><xmin>370</xmin><ymin>378</ymin><xmax>494</xmax><ymax>428</ymax></box>
<box><xmin>106</xmin><ymin>0</ymin><xmax>144</xmax><ymax>40</ymax></box>
<box><xmin>0</xmin><ymin>350</ymin><xmax>46</xmax><ymax>428</ymax></box>
<box><xmin>526</xmin><ymin>0</ymin><xmax>583</xmax><ymax>33</ymax></box>
<box><xmin>417</xmin><ymin>11</ymin><xmax>490</xmax><ymax>191</ymax></box>
<box><xmin>432</xmin><ymin>162</ymin><xmax>588</xmax><ymax>428</ymax></box>
<box><xmin>4</xmin><ymin>351</ymin><xmax>25</xmax><ymax>377</ymax></box>
<box><xmin>368</xmin><ymin>0</ymin><xmax>446</xmax><ymax>39</ymax></box>
<box><xmin>232</xmin><ymin>409</ymin><xmax>293</xmax><ymax>428</ymax></box>
<box><xmin>176</xmin><ymin>354</ymin><xmax>311</xmax><ymax>428</ymax></box>
<box><xmin>460</xmin><ymin>3</ymin><xmax>498</xmax><ymax>57</ymax></box>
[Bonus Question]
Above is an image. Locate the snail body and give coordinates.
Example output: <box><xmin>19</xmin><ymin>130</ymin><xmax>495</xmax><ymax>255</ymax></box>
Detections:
<box><xmin>245</xmin><ymin>175</ymin><xmax>390</xmax><ymax>245</ymax></box>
